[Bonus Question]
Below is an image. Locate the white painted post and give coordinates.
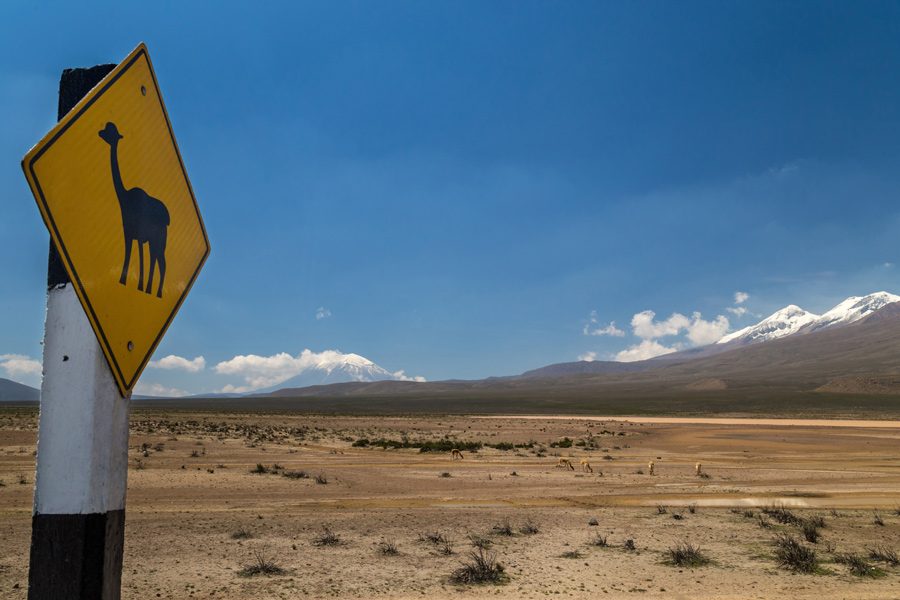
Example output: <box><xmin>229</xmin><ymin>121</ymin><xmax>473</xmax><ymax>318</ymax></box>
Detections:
<box><xmin>28</xmin><ymin>64</ymin><xmax>130</xmax><ymax>600</ymax></box>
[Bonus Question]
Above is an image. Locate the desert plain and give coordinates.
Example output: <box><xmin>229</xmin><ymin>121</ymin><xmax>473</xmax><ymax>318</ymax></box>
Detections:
<box><xmin>2</xmin><ymin>408</ymin><xmax>900</xmax><ymax>599</ymax></box>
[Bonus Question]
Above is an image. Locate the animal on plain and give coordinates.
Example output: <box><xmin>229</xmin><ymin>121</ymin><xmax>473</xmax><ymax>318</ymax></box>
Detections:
<box><xmin>557</xmin><ymin>457</ymin><xmax>575</xmax><ymax>470</ymax></box>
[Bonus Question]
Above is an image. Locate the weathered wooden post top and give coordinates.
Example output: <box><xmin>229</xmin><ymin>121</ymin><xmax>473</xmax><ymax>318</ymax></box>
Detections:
<box><xmin>20</xmin><ymin>43</ymin><xmax>210</xmax><ymax>599</ymax></box>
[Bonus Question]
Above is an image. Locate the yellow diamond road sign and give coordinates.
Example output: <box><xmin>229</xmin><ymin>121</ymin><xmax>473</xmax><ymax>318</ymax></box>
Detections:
<box><xmin>22</xmin><ymin>43</ymin><xmax>210</xmax><ymax>395</ymax></box>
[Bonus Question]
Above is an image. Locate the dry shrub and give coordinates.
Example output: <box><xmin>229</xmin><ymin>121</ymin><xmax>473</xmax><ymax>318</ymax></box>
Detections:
<box><xmin>314</xmin><ymin>525</ymin><xmax>340</xmax><ymax>546</ymax></box>
<box><xmin>668</xmin><ymin>541</ymin><xmax>710</xmax><ymax>567</ymax></box>
<box><xmin>773</xmin><ymin>533</ymin><xmax>817</xmax><ymax>573</ymax></box>
<box><xmin>763</xmin><ymin>503</ymin><xmax>800</xmax><ymax>525</ymax></box>
<box><xmin>519</xmin><ymin>520</ymin><xmax>539</xmax><ymax>535</ymax></box>
<box><xmin>835</xmin><ymin>553</ymin><xmax>882</xmax><ymax>578</ymax></box>
<box><xmin>378</xmin><ymin>539</ymin><xmax>399</xmax><ymax>555</ymax></box>
<box><xmin>421</xmin><ymin>530</ymin><xmax>446</xmax><ymax>544</ymax></box>
<box><xmin>282</xmin><ymin>469</ymin><xmax>309</xmax><ymax>479</ymax></box>
<box><xmin>238</xmin><ymin>545</ymin><xmax>285</xmax><ymax>577</ymax></box>
<box><xmin>868</xmin><ymin>545</ymin><xmax>899</xmax><ymax>566</ymax></box>
<box><xmin>439</xmin><ymin>538</ymin><xmax>454</xmax><ymax>555</ymax></box>
<box><xmin>800</xmin><ymin>520</ymin><xmax>820</xmax><ymax>544</ymax></box>
<box><xmin>451</xmin><ymin>548</ymin><xmax>505</xmax><ymax>584</ymax></box>
<box><xmin>493</xmin><ymin>518</ymin><xmax>513</xmax><ymax>536</ymax></box>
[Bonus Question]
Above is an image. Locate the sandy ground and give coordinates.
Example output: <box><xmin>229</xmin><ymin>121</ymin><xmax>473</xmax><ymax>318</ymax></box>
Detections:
<box><xmin>2</xmin><ymin>409</ymin><xmax>900</xmax><ymax>599</ymax></box>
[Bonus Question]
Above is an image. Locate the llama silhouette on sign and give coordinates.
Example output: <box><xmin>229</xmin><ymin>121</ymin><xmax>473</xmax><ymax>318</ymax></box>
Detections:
<box><xmin>99</xmin><ymin>122</ymin><xmax>169</xmax><ymax>298</ymax></box>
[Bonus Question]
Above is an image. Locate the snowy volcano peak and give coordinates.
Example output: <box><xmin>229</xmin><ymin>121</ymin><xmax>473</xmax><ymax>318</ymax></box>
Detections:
<box><xmin>320</xmin><ymin>353</ymin><xmax>393</xmax><ymax>383</ymax></box>
<box><xmin>250</xmin><ymin>350</ymin><xmax>400</xmax><ymax>394</ymax></box>
<box><xmin>802</xmin><ymin>291</ymin><xmax>900</xmax><ymax>334</ymax></box>
<box><xmin>717</xmin><ymin>305</ymin><xmax>818</xmax><ymax>345</ymax></box>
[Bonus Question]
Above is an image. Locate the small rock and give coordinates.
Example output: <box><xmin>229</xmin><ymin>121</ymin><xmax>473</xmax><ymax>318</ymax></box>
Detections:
<box><xmin>588</xmin><ymin>518</ymin><xmax>599</xmax><ymax>526</ymax></box>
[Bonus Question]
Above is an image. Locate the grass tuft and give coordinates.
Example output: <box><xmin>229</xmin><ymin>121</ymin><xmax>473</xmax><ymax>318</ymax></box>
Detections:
<box><xmin>313</xmin><ymin>525</ymin><xmax>340</xmax><ymax>546</ymax></box>
<box><xmin>773</xmin><ymin>533</ymin><xmax>817</xmax><ymax>573</ymax></box>
<box><xmin>238</xmin><ymin>546</ymin><xmax>285</xmax><ymax>577</ymax></box>
<box><xmin>668</xmin><ymin>541</ymin><xmax>710</xmax><ymax>567</ymax></box>
<box><xmin>282</xmin><ymin>469</ymin><xmax>309</xmax><ymax>479</ymax></box>
<box><xmin>763</xmin><ymin>503</ymin><xmax>801</xmax><ymax>525</ymax></box>
<box><xmin>835</xmin><ymin>553</ymin><xmax>883</xmax><ymax>577</ymax></box>
<box><xmin>378</xmin><ymin>539</ymin><xmax>399</xmax><ymax>555</ymax></box>
<box><xmin>519</xmin><ymin>520</ymin><xmax>539</xmax><ymax>535</ymax></box>
<box><xmin>869</xmin><ymin>545</ymin><xmax>900</xmax><ymax>566</ymax></box>
<box><xmin>800</xmin><ymin>520</ymin><xmax>820</xmax><ymax>544</ymax></box>
<box><xmin>493</xmin><ymin>518</ymin><xmax>513</xmax><ymax>536</ymax></box>
<box><xmin>451</xmin><ymin>548</ymin><xmax>505</xmax><ymax>584</ymax></box>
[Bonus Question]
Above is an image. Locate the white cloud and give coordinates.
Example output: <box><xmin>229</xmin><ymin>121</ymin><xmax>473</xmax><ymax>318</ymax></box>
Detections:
<box><xmin>392</xmin><ymin>370</ymin><xmax>426</xmax><ymax>382</ymax></box>
<box><xmin>148</xmin><ymin>355</ymin><xmax>206</xmax><ymax>372</ymax></box>
<box><xmin>627</xmin><ymin>310</ymin><xmax>729</xmax><ymax>345</ymax></box>
<box><xmin>316</xmin><ymin>307</ymin><xmax>332</xmax><ymax>320</ymax></box>
<box><xmin>583</xmin><ymin>312</ymin><xmax>625</xmax><ymax>337</ymax></box>
<box><xmin>726</xmin><ymin>306</ymin><xmax>748</xmax><ymax>317</ymax></box>
<box><xmin>734</xmin><ymin>292</ymin><xmax>749</xmax><ymax>304</ymax></box>
<box><xmin>213</xmin><ymin>349</ymin><xmax>422</xmax><ymax>390</ymax></box>
<box><xmin>213</xmin><ymin>350</ymin><xmax>339</xmax><ymax>390</ymax></box>
<box><xmin>578</xmin><ymin>351</ymin><xmax>597</xmax><ymax>362</ymax></box>
<box><xmin>217</xmin><ymin>383</ymin><xmax>252</xmax><ymax>395</ymax></box>
<box><xmin>685</xmin><ymin>312</ymin><xmax>730</xmax><ymax>345</ymax></box>
<box><xmin>0</xmin><ymin>354</ymin><xmax>42</xmax><ymax>377</ymax></box>
<box><xmin>133</xmin><ymin>382</ymin><xmax>190</xmax><ymax>397</ymax></box>
<box><xmin>631</xmin><ymin>311</ymin><xmax>690</xmax><ymax>340</ymax></box>
<box><xmin>615</xmin><ymin>340</ymin><xmax>677</xmax><ymax>362</ymax></box>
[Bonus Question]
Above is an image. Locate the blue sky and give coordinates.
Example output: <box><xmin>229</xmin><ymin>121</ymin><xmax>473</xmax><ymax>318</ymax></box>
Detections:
<box><xmin>3</xmin><ymin>2</ymin><xmax>900</xmax><ymax>395</ymax></box>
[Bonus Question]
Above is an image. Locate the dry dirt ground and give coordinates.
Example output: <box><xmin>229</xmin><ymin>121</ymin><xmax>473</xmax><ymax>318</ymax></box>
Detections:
<box><xmin>2</xmin><ymin>409</ymin><xmax>900</xmax><ymax>599</ymax></box>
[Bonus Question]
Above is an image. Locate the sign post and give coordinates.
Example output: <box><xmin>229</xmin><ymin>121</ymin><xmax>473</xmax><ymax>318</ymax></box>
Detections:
<box><xmin>22</xmin><ymin>44</ymin><xmax>210</xmax><ymax>599</ymax></box>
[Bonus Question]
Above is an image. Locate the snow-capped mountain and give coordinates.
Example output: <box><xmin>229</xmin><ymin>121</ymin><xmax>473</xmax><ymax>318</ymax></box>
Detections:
<box><xmin>716</xmin><ymin>292</ymin><xmax>900</xmax><ymax>348</ymax></box>
<box><xmin>799</xmin><ymin>292</ymin><xmax>900</xmax><ymax>335</ymax></box>
<box><xmin>252</xmin><ymin>353</ymin><xmax>397</xmax><ymax>394</ymax></box>
<box><xmin>717</xmin><ymin>305</ymin><xmax>818</xmax><ymax>345</ymax></box>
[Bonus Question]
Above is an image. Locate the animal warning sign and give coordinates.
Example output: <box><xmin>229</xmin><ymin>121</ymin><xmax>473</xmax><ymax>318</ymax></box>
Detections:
<box><xmin>22</xmin><ymin>43</ymin><xmax>210</xmax><ymax>395</ymax></box>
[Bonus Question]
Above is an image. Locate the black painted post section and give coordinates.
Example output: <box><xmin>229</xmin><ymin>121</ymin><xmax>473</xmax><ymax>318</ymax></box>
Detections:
<box><xmin>46</xmin><ymin>65</ymin><xmax>115</xmax><ymax>289</ymax></box>
<box><xmin>28</xmin><ymin>63</ymin><xmax>126</xmax><ymax>600</ymax></box>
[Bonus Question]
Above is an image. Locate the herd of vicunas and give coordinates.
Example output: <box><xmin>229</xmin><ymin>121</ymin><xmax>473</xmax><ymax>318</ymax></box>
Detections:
<box><xmin>449</xmin><ymin>448</ymin><xmax>702</xmax><ymax>477</ymax></box>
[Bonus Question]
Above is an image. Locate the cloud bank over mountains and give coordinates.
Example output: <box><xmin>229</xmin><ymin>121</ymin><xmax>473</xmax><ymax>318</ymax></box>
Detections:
<box><xmin>212</xmin><ymin>350</ymin><xmax>425</xmax><ymax>395</ymax></box>
<box><xmin>584</xmin><ymin>291</ymin><xmax>900</xmax><ymax>363</ymax></box>
<box><xmin>584</xmin><ymin>294</ymin><xmax>747</xmax><ymax>362</ymax></box>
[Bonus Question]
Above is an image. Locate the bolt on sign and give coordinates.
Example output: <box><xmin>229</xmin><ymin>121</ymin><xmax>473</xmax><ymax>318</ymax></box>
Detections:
<box><xmin>22</xmin><ymin>43</ymin><xmax>210</xmax><ymax>395</ymax></box>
